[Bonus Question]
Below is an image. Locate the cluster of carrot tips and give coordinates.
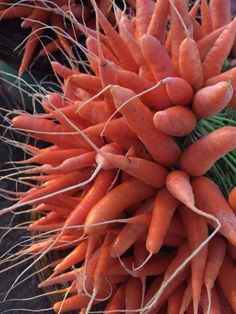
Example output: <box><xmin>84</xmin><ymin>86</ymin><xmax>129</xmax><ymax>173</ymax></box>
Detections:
<box><xmin>1</xmin><ymin>0</ymin><xmax>236</xmax><ymax>313</ymax></box>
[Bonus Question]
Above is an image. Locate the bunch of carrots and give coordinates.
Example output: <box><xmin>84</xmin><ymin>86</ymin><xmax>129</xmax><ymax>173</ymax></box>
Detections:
<box><xmin>1</xmin><ymin>0</ymin><xmax>236</xmax><ymax>313</ymax></box>
<box><xmin>0</xmin><ymin>0</ymin><xmax>116</xmax><ymax>76</ymax></box>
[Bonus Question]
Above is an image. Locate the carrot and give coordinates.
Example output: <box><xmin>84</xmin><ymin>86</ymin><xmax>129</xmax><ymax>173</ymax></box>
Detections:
<box><xmin>12</xmin><ymin>114</ymin><xmax>101</xmax><ymax>150</ymax></box>
<box><xmin>145</xmin><ymin>243</ymin><xmax>190</xmax><ymax>312</ymax></box>
<box><xmin>201</xmin><ymin>287</ymin><xmax>221</xmax><ymax>314</ymax></box>
<box><xmin>76</xmin><ymin>100</ymin><xmax>110</xmax><ymax>125</ymax></box>
<box><xmin>169</xmin><ymin>0</ymin><xmax>192</xmax><ymax>70</ymax></box>
<box><xmin>179</xmin><ymin>36</ymin><xmax>204</xmax><ymax>91</ymax></box>
<box><xmin>146</xmin><ymin>188</ymin><xmax>179</xmax><ymax>255</ymax></box>
<box><xmin>141</xmin><ymin>34</ymin><xmax>179</xmax><ymax>81</ymax></box>
<box><xmin>227</xmin><ymin>241</ymin><xmax>236</xmax><ymax>260</ymax></box>
<box><xmin>135</xmin><ymin>0</ymin><xmax>155</xmax><ymax>43</ymax></box>
<box><xmin>217</xmin><ymin>256</ymin><xmax>236</xmax><ymax>312</ymax></box>
<box><xmin>21</xmin><ymin>148</ymin><xmax>88</xmax><ymax>166</ymax></box>
<box><xmin>98</xmin><ymin>61</ymin><xmax>172</xmax><ymax>110</ymax></box>
<box><xmin>153</xmin><ymin>106</ymin><xmax>196</xmax><ymax>137</ymax></box>
<box><xmin>84</xmin><ymin>117</ymin><xmax>136</xmax><ymax>138</ymax></box>
<box><xmin>197</xmin><ymin>26</ymin><xmax>225</xmax><ymax>61</ymax></box>
<box><xmin>18</xmin><ymin>169</ymin><xmax>90</xmax><ymax>205</ymax></box>
<box><xmin>205</xmin><ymin>67</ymin><xmax>236</xmax><ymax>108</ymax></box>
<box><xmin>0</xmin><ymin>6</ymin><xmax>33</xmax><ymax>19</ymax></box>
<box><xmin>204</xmin><ymin>236</ymin><xmax>226</xmax><ymax>312</ymax></box>
<box><xmin>110</xmin><ymin>200</ymin><xmax>154</xmax><ymax>258</ymax></box>
<box><xmin>164</xmin><ymin>77</ymin><xmax>193</xmax><ymax>105</ymax></box>
<box><xmin>189</xmin><ymin>0</ymin><xmax>201</xmax><ymax>18</ymax></box>
<box><xmin>61</xmin><ymin>169</ymin><xmax>116</xmax><ymax>236</ymax></box>
<box><xmin>180</xmin><ymin>126</ymin><xmax>236</xmax><ymax>176</ymax></box>
<box><xmin>179</xmin><ymin>279</ymin><xmax>192</xmax><ymax>314</ymax></box>
<box><xmin>53</xmin><ymin>294</ymin><xmax>100</xmax><ymax>313</ymax></box>
<box><xmin>110</xmin><ymin>85</ymin><xmax>181</xmax><ymax>166</ymax></box>
<box><xmin>54</xmin><ymin>240</ymin><xmax>88</xmax><ymax>274</ymax></box>
<box><xmin>125</xmin><ymin>277</ymin><xmax>143</xmax><ymax>314</ymax></box>
<box><xmin>104</xmin><ymin>283</ymin><xmax>126</xmax><ymax>312</ymax></box>
<box><xmin>147</xmin><ymin>0</ymin><xmax>169</xmax><ymax>44</ymax></box>
<box><xmin>84</xmin><ymin>178</ymin><xmax>155</xmax><ymax>235</ymax></box>
<box><xmin>167</xmin><ymin>283</ymin><xmax>186</xmax><ymax>314</ymax></box>
<box><xmin>192</xmin><ymin>176</ymin><xmax>236</xmax><ymax>245</ymax></box>
<box><xmin>19</xmin><ymin>24</ymin><xmax>44</xmax><ymax>76</ymax></box>
<box><xmin>95</xmin><ymin>5</ymin><xmax>138</xmax><ymax>72</ymax></box>
<box><xmin>38</xmin><ymin>38</ymin><xmax>60</xmax><ymax>57</ymax></box>
<box><xmin>179</xmin><ymin>204</ymin><xmax>209</xmax><ymax>314</ymax></box>
<box><xmin>96</xmin><ymin>152</ymin><xmax>169</xmax><ymax>188</ymax></box>
<box><xmin>229</xmin><ymin>187</ymin><xmax>236</xmax><ymax>214</ymax></box>
<box><xmin>209</xmin><ymin>0</ymin><xmax>231</xmax><ymax>30</ymax></box>
<box><xmin>21</xmin><ymin>5</ymin><xmax>49</xmax><ymax>28</ymax></box>
<box><xmin>202</xmin><ymin>18</ymin><xmax>236</xmax><ymax>81</ymax></box>
<box><xmin>65</xmin><ymin>73</ymin><xmax>102</xmax><ymax>96</ymax></box>
<box><xmin>51</xmin><ymin>61</ymin><xmax>79</xmax><ymax>79</ymax></box>
<box><xmin>201</xmin><ymin>0</ymin><xmax>213</xmax><ymax>35</ymax></box>
<box><xmin>86</xmin><ymin>35</ymin><xmax>120</xmax><ymax>65</ymax></box>
<box><xmin>192</xmin><ymin>81</ymin><xmax>233</xmax><ymax>118</ymax></box>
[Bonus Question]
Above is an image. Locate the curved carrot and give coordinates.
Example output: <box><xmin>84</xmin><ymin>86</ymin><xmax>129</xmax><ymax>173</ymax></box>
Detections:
<box><xmin>192</xmin><ymin>81</ymin><xmax>233</xmax><ymax>118</ymax></box>
<box><xmin>180</xmin><ymin>126</ymin><xmax>236</xmax><ymax>176</ymax></box>
<box><xmin>153</xmin><ymin>106</ymin><xmax>196</xmax><ymax>137</ymax></box>
<box><xmin>61</xmin><ymin>169</ymin><xmax>116</xmax><ymax>236</ymax></box>
<box><xmin>84</xmin><ymin>178</ymin><xmax>155</xmax><ymax>235</ymax></box>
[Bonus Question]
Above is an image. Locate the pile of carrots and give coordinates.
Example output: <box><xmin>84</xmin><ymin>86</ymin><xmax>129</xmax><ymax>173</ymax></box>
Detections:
<box><xmin>1</xmin><ymin>0</ymin><xmax>236</xmax><ymax>313</ymax></box>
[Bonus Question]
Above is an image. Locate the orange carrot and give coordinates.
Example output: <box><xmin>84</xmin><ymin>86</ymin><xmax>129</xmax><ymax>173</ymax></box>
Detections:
<box><xmin>192</xmin><ymin>81</ymin><xmax>233</xmax><ymax>118</ymax></box>
<box><xmin>146</xmin><ymin>188</ymin><xmax>179</xmax><ymax>255</ymax></box>
<box><xmin>209</xmin><ymin>0</ymin><xmax>231</xmax><ymax>30</ymax></box>
<box><xmin>205</xmin><ymin>67</ymin><xmax>236</xmax><ymax>108</ymax></box>
<box><xmin>61</xmin><ymin>169</ymin><xmax>116</xmax><ymax>236</ymax></box>
<box><xmin>105</xmin><ymin>283</ymin><xmax>126</xmax><ymax>312</ymax></box>
<box><xmin>179</xmin><ymin>204</ymin><xmax>209</xmax><ymax>314</ymax></box>
<box><xmin>164</xmin><ymin>77</ymin><xmax>193</xmax><ymax>105</ymax></box>
<box><xmin>229</xmin><ymin>187</ymin><xmax>236</xmax><ymax>214</ymax></box>
<box><xmin>153</xmin><ymin>106</ymin><xmax>196</xmax><ymax>137</ymax></box>
<box><xmin>217</xmin><ymin>256</ymin><xmax>236</xmax><ymax>312</ymax></box>
<box><xmin>110</xmin><ymin>85</ymin><xmax>181</xmax><ymax>166</ymax></box>
<box><xmin>147</xmin><ymin>0</ymin><xmax>169</xmax><ymax>44</ymax></box>
<box><xmin>125</xmin><ymin>277</ymin><xmax>143</xmax><ymax>313</ymax></box>
<box><xmin>179</xmin><ymin>37</ymin><xmax>203</xmax><ymax>91</ymax></box>
<box><xmin>51</xmin><ymin>61</ymin><xmax>79</xmax><ymax>79</ymax></box>
<box><xmin>110</xmin><ymin>200</ymin><xmax>154</xmax><ymax>258</ymax></box>
<box><xmin>192</xmin><ymin>176</ymin><xmax>236</xmax><ymax>245</ymax></box>
<box><xmin>201</xmin><ymin>0</ymin><xmax>213</xmax><ymax>35</ymax></box>
<box><xmin>135</xmin><ymin>0</ymin><xmax>155</xmax><ymax>43</ymax></box>
<box><xmin>197</xmin><ymin>26</ymin><xmax>225</xmax><ymax>61</ymax></box>
<box><xmin>141</xmin><ymin>34</ymin><xmax>179</xmax><ymax>81</ymax></box>
<box><xmin>204</xmin><ymin>236</ymin><xmax>226</xmax><ymax>312</ymax></box>
<box><xmin>169</xmin><ymin>0</ymin><xmax>192</xmax><ymax>70</ymax></box>
<box><xmin>167</xmin><ymin>283</ymin><xmax>186</xmax><ymax>314</ymax></box>
<box><xmin>202</xmin><ymin>18</ymin><xmax>236</xmax><ymax>81</ymax></box>
<box><xmin>84</xmin><ymin>178</ymin><xmax>155</xmax><ymax>235</ymax></box>
<box><xmin>180</xmin><ymin>126</ymin><xmax>236</xmax><ymax>176</ymax></box>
